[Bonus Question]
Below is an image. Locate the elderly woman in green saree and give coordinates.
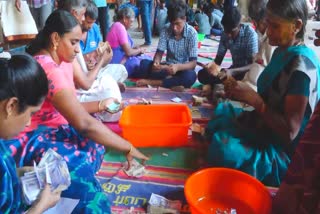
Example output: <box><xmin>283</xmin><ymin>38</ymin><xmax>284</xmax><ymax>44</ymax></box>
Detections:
<box><xmin>205</xmin><ymin>0</ymin><xmax>320</xmax><ymax>187</ymax></box>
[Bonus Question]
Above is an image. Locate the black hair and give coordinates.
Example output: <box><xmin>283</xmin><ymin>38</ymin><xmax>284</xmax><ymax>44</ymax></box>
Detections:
<box><xmin>58</xmin><ymin>0</ymin><xmax>88</xmax><ymax>12</ymax></box>
<box><xmin>160</xmin><ymin>0</ymin><xmax>166</xmax><ymax>3</ymax></box>
<box><xmin>221</xmin><ymin>6</ymin><xmax>241</xmax><ymax>31</ymax></box>
<box><xmin>0</xmin><ymin>54</ymin><xmax>48</xmax><ymax>113</ymax></box>
<box><xmin>203</xmin><ymin>2</ymin><xmax>214</xmax><ymax>17</ymax></box>
<box><xmin>248</xmin><ymin>0</ymin><xmax>267</xmax><ymax>23</ymax></box>
<box><xmin>26</xmin><ymin>10</ymin><xmax>79</xmax><ymax>56</ymax></box>
<box><xmin>267</xmin><ymin>0</ymin><xmax>308</xmax><ymax>39</ymax></box>
<box><xmin>85</xmin><ymin>0</ymin><xmax>98</xmax><ymax>20</ymax></box>
<box><xmin>167</xmin><ymin>0</ymin><xmax>187</xmax><ymax>22</ymax></box>
<box><xmin>198</xmin><ymin>0</ymin><xmax>206</xmax><ymax>9</ymax></box>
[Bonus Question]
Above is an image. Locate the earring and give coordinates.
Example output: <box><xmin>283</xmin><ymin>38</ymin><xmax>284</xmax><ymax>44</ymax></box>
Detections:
<box><xmin>54</xmin><ymin>44</ymin><xmax>57</xmax><ymax>51</ymax></box>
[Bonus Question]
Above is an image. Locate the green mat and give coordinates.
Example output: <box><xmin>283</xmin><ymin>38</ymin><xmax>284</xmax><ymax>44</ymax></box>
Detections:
<box><xmin>124</xmin><ymin>79</ymin><xmax>203</xmax><ymax>89</ymax></box>
<box><xmin>104</xmin><ymin>146</ymin><xmax>207</xmax><ymax>170</ymax></box>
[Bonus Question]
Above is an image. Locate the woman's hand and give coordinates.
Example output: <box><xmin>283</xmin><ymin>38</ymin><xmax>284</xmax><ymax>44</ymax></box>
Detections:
<box><xmin>38</xmin><ymin>184</ymin><xmax>61</xmax><ymax>208</ymax></box>
<box><xmin>98</xmin><ymin>98</ymin><xmax>123</xmax><ymax>113</ymax></box>
<box><xmin>225</xmin><ymin>81</ymin><xmax>263</xmax><ymax>107</ymax></box>
<box><xmin>125</xmin><ymin>144</ymin><xmax>149</xmax><ymax>170</ymax></box>
<box><xmin>204</xmin><ymin>62</ymin><xmax>220</xmax><ymax>76</ymax></box>
<box><xmin>28</xmin><ymin>184</ymin><xmax>61</xmax><ymax>213</ymax></box>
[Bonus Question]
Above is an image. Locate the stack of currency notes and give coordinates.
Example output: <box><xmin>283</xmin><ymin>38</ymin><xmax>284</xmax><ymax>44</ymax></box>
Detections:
<box><xmin>147</xmin><ymin>193</ymin><xmax>182</xmax><ymax>214</ymax></box>
<box><xmin>20</xmin><ymin>149</ymin><xmax>71</xmax><ymax>205</ymax></box>
<box><xmin>122</xmin><ymin>159</ymin><xmax>147</xmax><ymax>178</ymax></box>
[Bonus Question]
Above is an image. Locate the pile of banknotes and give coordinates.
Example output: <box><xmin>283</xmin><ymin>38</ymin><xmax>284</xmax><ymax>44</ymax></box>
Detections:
<box><xmin>20</xmin><ymin>149</ymin><xmax>71</xmax><ymax>205</ymax></box>
<box><xmin>147</xmin><ymin>193</ymin><xmax>182</xmax><ymax>214</ymax></box>
<box><xmin>123</xmin><ymin>159</ymin><xmax>147</xmax><ymax>178</ymax></box>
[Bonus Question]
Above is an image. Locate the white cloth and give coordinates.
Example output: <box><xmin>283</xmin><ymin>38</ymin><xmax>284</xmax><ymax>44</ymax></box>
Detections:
<box><xmin>99</xmin><ymin>64</ymin><xmax>128</xmax><ymax>83</ymax></box>
<box><xmin>0</xmin><ymin>0</ymin><xmax>38</xmax><ymax>37</ymax></box>
<box><xmin>77</xmin><ymin>72</ymin><xmax>122</xmax><ymax>122</ymax></box>
<box><xmin>76</xmin><ymin>51</ymin><xmax>127</xmax><ymax>122</ymax></box>
<box><xmin>76</xmin><ymin>52</ymin><xmax>128</xmax><ymax>83</ymax></box>
<box><xmin>241</xmin><ymin>63</ymin><xmax>264</xmax><ymax>91</ymax></box>
<box><xmin>256</xmin><ymin>31</ymin><xmax>274</xmax><ymax>67</ymax></box>
<box><xmin>242</xmin><ymin>32</ymin><xmax>275</xmax><ymax>91</ymax></box>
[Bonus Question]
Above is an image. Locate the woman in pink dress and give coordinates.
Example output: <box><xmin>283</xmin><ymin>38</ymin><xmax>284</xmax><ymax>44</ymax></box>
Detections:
<box><xmin>107</xmin><ymin>7</ymin><xmax>152</xmax><ymax>77</ymax></box>
<box><xmin>4</xmin><ymin>10</ymin><xmax>149</xmax><ymax>213</ymax></box>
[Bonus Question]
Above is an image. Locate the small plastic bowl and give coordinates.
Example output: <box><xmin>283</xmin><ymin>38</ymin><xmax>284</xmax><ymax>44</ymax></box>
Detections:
<box><xmin>185</xmin><ymin>168</ymin><xmax>271</xmax><ymax>214</ymax></box>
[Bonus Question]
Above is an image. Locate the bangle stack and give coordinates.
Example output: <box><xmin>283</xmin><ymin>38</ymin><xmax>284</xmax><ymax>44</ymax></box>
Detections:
<box><xmin>98</xmin><ymin>100</ymin><xmax>104</xmax><ymax>112</ymax></box>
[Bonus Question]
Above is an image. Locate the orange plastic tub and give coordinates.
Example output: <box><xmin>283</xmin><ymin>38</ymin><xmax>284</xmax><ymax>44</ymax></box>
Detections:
<box><xmin>185</xmin><ymin>168</ymin><xmax>272</xmax><ymax>214</ymax></box>
<box><xmin>119</xmin><ymin>104</ymin><xmax>192</xmax><ymax>147</ymax></box>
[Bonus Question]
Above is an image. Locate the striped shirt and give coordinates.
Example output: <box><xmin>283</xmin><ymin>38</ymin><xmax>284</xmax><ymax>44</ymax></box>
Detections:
<box><xmin>215</xmin><ymin>24</ymin><xmax>258</xmax><ymax>68</ymax></box>
<box><xmin>157</xmin><ymin>23</ymin><xmax>198</xmax><ymax>64</ymax></box>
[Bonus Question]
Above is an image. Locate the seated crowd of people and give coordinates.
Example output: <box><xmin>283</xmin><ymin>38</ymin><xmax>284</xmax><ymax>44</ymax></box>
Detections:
<box><xmin>0</xmin><ymin>0</ymin><xmax>320</xmax><ymax>213</ymax></box>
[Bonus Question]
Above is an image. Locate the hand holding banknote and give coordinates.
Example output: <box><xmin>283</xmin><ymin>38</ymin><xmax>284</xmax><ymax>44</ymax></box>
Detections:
<box><xmin>20</xmin><ymin>149</ymin><xmax>71</xmax><ymax>207</ymax></box>
<box><xmin>125</xmin><ymin>146</ymin><xmax>149</xmax><ymax>170</ymax></box>
<box><xmin>27</xmin><ymin>184</ymin><xmax>61</xmax><ymax>213</ymax></box>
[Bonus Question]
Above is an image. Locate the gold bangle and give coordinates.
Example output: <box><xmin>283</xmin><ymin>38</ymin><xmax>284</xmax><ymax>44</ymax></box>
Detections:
<box><xmin>126</xmin><ymin>144</ymin><xmax>133</xmax><ymax>156</ymax></box>
<box><xmin>98</xmin><ymin>100</ymin><xmax>104</xmax><ymax>112</ymax></box>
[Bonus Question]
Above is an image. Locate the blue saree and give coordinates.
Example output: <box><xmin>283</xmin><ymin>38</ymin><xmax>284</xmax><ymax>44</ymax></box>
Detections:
<box><xmin>206</xmin><ymin>45</ymin><xmax>320</xmax><ymax>186</ymax></box>
<box><xmin>0</xmin><ymin>140</ymin><xmax>24</xmax><ymax>213</ymax></box>
<box><xmin>4</xmin><ymin>125</ymin><xmax>111</xmax><ymax>214</ymax></box>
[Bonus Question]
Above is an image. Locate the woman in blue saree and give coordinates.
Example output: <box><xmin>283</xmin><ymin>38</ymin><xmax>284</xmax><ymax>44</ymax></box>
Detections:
<box><xmin>205</xmin><ymin>0</ymin><xmax>320</xmax><ymax>187</ymax></box>
<box><xmin>0</xmin><ymin>54</ymin><xmax>61</xmax><ymax>213</ymax></box>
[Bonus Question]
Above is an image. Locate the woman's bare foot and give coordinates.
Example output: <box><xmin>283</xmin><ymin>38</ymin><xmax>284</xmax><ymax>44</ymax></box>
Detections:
<box><xmin>136</xmin><ymin>79</ymin><xmax>162</xmax><ymax>87</ymax></box>
<box><xmin>136</xmin><ymin>79</ymin><xmax>150</xmax><ymax>87</ymax></box>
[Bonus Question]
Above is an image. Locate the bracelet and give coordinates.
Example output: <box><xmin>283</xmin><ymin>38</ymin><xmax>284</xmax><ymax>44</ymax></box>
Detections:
<box><xmin>98</xmin><ymin>100</ymin><xmax>104</xmax><ymax>112</ymax></box>
<box><xmin>126</xmin><ymin>144</ymin><xmax>133</xmax><ymax>156</ymax></box>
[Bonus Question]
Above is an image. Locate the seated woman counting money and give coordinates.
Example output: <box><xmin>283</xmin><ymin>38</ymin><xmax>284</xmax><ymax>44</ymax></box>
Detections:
<box><xmin>0</xmin><ymin>53</ymin><xmax>61</xmax><ymax>213</ymax></box>
<box><xmin>203</xmin><ymin>0</ymin><xmax>320</xmax><ymax>187</ymax></box>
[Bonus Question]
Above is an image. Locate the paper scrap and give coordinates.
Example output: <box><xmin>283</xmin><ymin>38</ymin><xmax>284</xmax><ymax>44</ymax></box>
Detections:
<box><xmin>171</xmin><ymin>97</ymin><xmax>182</xmax><ymax>103</ymax></box>
<box><xmin>44</xmin><ymin>198</ymin><xmax>79</xmax><ymax>214</ymax></box>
